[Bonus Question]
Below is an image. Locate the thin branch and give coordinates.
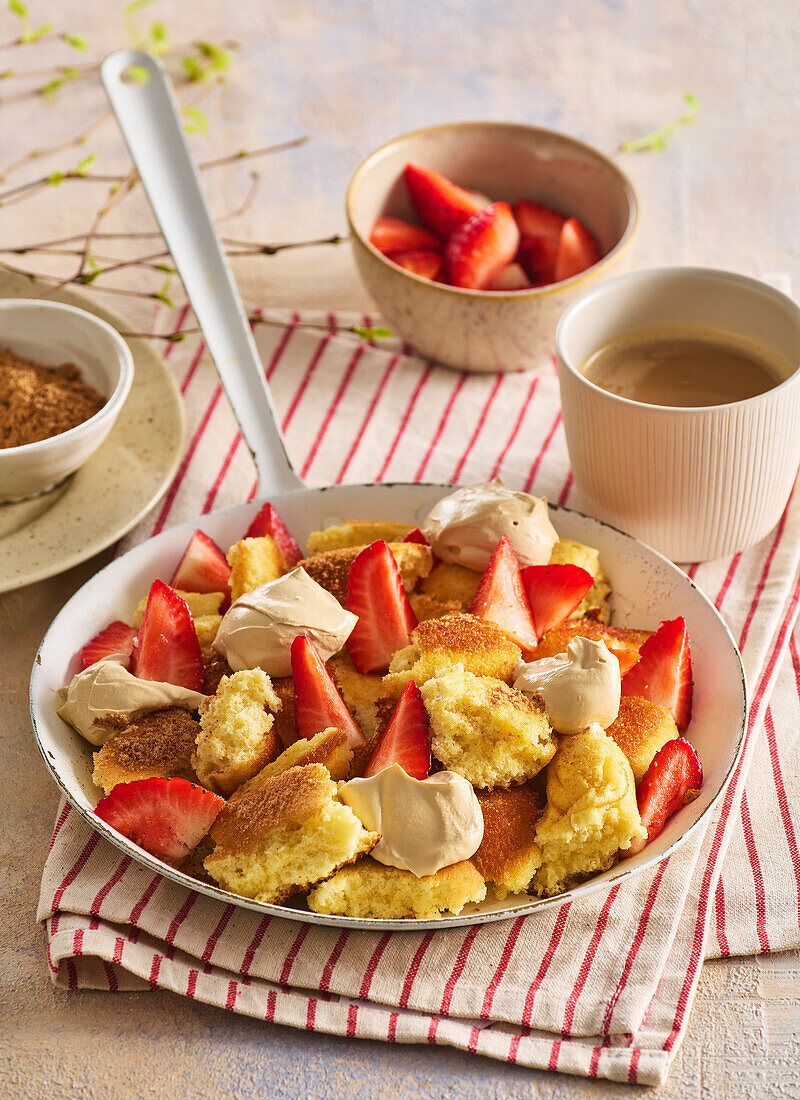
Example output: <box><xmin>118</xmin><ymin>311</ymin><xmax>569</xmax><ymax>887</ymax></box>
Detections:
<box><xmin>0</xmin><ymin>136</ymin><xmax>308</xmax><ymax>206</ymax></box>
<box><xmin>217</xmin><ymin>171</ymin><xmax>261</xmax><ymax>223</ymax></box>
<box><xmin>0</xmin><ymin>109</ymin><xmax>110</xmax><ymax>182</ymax></box>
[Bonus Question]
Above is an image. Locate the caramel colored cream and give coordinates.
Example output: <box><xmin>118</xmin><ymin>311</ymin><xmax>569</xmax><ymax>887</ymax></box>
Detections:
<box><xmin>581</xmin><ymin>326</ymin><xmax>790</xmax><ymax>408</ymax></box>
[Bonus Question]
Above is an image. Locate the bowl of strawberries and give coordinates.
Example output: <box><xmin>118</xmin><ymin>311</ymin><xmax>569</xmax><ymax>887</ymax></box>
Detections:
<box><xmin>346</xmin><ymin>121</ymin><xmax>638</xmax><ymax>373</ymax></box>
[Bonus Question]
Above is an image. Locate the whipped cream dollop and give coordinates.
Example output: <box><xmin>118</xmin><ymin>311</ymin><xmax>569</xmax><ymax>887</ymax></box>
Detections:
<box><xmin>340</xmin><ymin>763</ymin><xmax>484</xmax><ymax>877</ymax></box>
<box><xmin>421</xmin><ymin>480</ymin><xmax>558</xmax><ymax>571</ymax></box>
<box><xmin>213</xmin><ymin>566</ymin><xmax>357</xmax><ymax>677</ymax></box>
<box><xmin>56</xmin><ymin>654</ymin><xmax>207</xmax><ymax>746</ymax></box>
<box><xmin>513</xmin><ymin>636</ymin><xmax>621</xmax><ymax>734</ymax></box>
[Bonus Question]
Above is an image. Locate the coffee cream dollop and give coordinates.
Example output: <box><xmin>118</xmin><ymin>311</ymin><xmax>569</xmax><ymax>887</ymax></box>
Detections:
<box><xmin>340</xmin><ymin>763</ymin><xmax>484</xmax><ymax>877</ymax></box>
<box><xmin>213</xmin><ymin>566</ymin><xmax>358</xmax><ymax>677</ymax></box>
<box><xmin>513</xmin><ymin>636</ymin><xmax>621</xmax><ymax>734</ymax></box>
<box><xmin>421</xmin><ymin>481</ymin><xmax>558</xmax><ymax>571</ymax></box>
<box><xmin>56</xmin><ymin>655</ymin><xmax>207</xmax><ymax>746</ymax></box>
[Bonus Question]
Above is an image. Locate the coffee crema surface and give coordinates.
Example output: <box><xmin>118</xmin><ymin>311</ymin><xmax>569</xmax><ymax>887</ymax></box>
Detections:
<box><xmin>581</xmin><ymin>326</ymin><xmax>790</xmax><ymax>408</ymax></box>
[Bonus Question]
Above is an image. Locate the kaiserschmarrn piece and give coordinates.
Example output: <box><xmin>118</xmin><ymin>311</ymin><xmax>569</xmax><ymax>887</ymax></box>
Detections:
<box><xmin>306</xmin><ymin>521</ymin><xmax>414</xmax><ymax>555</ymax></box>
<box><xmin>419</xmin><ymin>562</ymin><xmax>481</xmax><ymax>610</ymax></box>
<box><xmin>204</xmin><ymin>764</ymin><xmax>379</xmax><ymax>903</ymax></box>
<box><xmin>421</xmin><ymin>667</ymin><xmax>555</xmax><ymax>788</ymax></box>
<box><xmin>298</xmin><ymin>542</ymin><xmax>433</xmax><ymax>606</ymax></box>
<box><xmin>229</xmin><ymin>727</ymin><xmax>353</xmax><ymax>807</ymax></box>
<box><xmin>307</xmin><ymin>857</ymin><xmax>487</xmax><ymax>919</ymax></box>
<box><xmin>532</xmin><ymin>619</ymin><xmax>650</xmax><ymax>662</ymax></box>
<box><xmin>192</xmin><ymin>669</ymin><xmax>283</xmax><ymax>796</ymax></box>
<box><xmin>194</xmin><ymin>614</ymin><xmax>223</xmax><ymax>649</ymax></box>
<box><xmin>383</xmin><ymin>613</ymin><xmax>521</xmax><ymax>697</ymax></box>
<box><xmin>227</xmin><ymin>535</ymin><xmax>286</xmax><ymax>602</ymax></box>
<box><xmin>92</xmin><ymin>707</ymin><xmax>200</xmax><ymax>795</ymax></box>
<box><xmin>606</xmin><ymin>695</ymin><xmax>679</xmax><ymax>781</ymax></box>
<box><xmin>473</xmin><ymin>783</ymin><xmax>544</xmax><ymax>899</ymax></box>
<box><xmin>534</xmin><ymin>724</ymin><xmax>645</xmax><ymax>896</ymax></box>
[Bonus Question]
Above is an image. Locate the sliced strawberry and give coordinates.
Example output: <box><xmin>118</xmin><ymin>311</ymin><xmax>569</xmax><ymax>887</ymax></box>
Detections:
<box><xmin>520</xmin><ymin>564</ymin><xmax>595</xmax><ymax>641</ymax></box>
<box><xmin>291</xmin><ymin>635</ymin><xmax>364</xmax><ymax>747</ymax></box>
<box><xmin>402</xmin><ymin>527</ymin><xmax>429</xmax><ymax>546</ymax></box>
<box><xmin>518</xmin><ymin>235</ymin><xmax>559</xmax><ymax>284</ymax></box>
<box><xmin>362</xmin><ymin>681</ymin><xmax>432</xmax><ymax>780</ymax></box>
<box><xmin>485</xmin><ymin>262</ymin><xmax>531</xmax><ymax>291</ymax></box>
<box><xmin>171</xmin><ymin>529</ymin><xmax>231</xmax><ymax>603</ymax></box>
<box><xmin>131</xmin><ymin>579</ymin><xmax>204</xmax><ymax>692</ymax></box>
<box><xmin>628</xmin><ymin>738</ymin><xmax>703</xmax><ymax>855</ymax></box>
<box><xmin>470</xmin><ymin>537</ymin><xmax>537</xmax><ymax>652</ymax></box>
<box><xmin>388</xmin><ymin>249</ymin><xmax>444</xmax><ymax>281</ymax></box>
<box><xmin>513</xmin><ymin>200</ymin><xmax>566</xmax><ymax>243</ymax></box>
<box><xmin>94</xmin><ymin>777</ymin><xmax>224</xmax><ymax>867</ymax></box>
<box><xmin>80</xmin><ymin>620</ymin><xmax>137</xmax><ymax>670</ymax></box>
<box><xmin>369</xmin><ymin>216</ymin><xmax>441</xmax><ymax>254</ymax></box>
<box><xmin>403</xmin><ymin>163</ymin><xmax>484</xmax><ymax>238</ymax></box>
<box><xmin>346</xmin><ymin>540</ymin><xmax>418</xmax><ymax>673</ymax></box>
<box><xmin>445</xmin><ymin>202</ymin><xmax>520</xmax><ymax>290</ymax></box>
<box><xmin>244</xmin><ymin>502</ymin><xmax>302</xmax><ymax>567</ymax></box>
<box><xmin>607</xmin><ymin>645</ymin><xmax>640</xmax><ymax>676</ymax></box>
<box><xmin>553</xmin><ymin>216</ymin><xmax>602</xmax><ymax>282</ymax></box>
<box><xmin>621</xmin><ymin>617</ymin><xmax>693</xmax><ymax>730</ymax></box>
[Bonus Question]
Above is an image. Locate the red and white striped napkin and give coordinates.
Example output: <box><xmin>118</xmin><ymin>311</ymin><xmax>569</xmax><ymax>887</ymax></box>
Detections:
<box><xmin>38</xmin><ymin>307</ymin><xmax>800</xmax><ymax>1086</ymax></box>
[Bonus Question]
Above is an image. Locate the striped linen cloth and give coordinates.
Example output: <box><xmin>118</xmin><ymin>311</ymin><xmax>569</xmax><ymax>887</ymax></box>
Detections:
<box><xmin>38</xmin><ymin>307</ymin><xmax>800</xmax><ymax>1086</ymax></box>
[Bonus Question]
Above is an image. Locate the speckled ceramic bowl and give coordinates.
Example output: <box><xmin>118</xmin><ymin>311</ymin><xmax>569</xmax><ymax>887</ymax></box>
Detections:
<box><xmin>0</xmin><ymin>299</ymin><xmax>134</xmax><ymax>502</ymax></box>
<box><xmin>346</xmin><ymin>121</ymin><xmax>639</xmax><ymax>373</ymax></box>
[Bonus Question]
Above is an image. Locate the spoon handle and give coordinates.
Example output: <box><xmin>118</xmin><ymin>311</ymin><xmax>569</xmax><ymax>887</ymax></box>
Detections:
<box><xmin>101</xmin><ymin>49</ymin><xmax>303</xmax><ymax>496</ymax></box>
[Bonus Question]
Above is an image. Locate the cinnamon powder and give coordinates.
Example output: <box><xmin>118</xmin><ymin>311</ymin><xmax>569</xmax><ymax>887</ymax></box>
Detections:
<box><xmin>0</xmin><ymin>345</ymin><xmax>106</xmax><ymax>448</ymax></box>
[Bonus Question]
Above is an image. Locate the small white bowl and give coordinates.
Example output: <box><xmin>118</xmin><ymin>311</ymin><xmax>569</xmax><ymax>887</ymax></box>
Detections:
<box><xmin>0</xmin><ymin>300</ymin><xmax>134</xmax><ymax>502</ymax></box>
<box><xmin>346</xmin><ymin>121</ymin><xmax>638</xmax><ymax>373</ymax></box>
<box><xmin>556</xmin><ymin>268</ymin><xmax>800</xmax><ymax>562</ymax></box>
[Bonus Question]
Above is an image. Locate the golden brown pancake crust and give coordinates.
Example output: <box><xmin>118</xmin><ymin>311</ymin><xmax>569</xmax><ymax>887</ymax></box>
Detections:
<box><xmin>473</xmin><ymin>783</ymin><xmax>543</xmax><ymax>884</ymax></box>
<box><xmin>532</xmin><ymin>619</ymin><xmax>650</xmax><ymax>660</ymax></box>
<box><xmin>210</xmin><ymin>763</ymin><xmax>332</xmax><ymax>854</ymax></box>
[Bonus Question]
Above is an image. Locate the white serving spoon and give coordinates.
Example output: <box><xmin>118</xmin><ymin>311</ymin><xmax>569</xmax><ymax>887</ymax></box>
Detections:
<box><xmin>100</xmin><ymin>49</ymin><xmax>303</xmax><ymax>498</ymax></box>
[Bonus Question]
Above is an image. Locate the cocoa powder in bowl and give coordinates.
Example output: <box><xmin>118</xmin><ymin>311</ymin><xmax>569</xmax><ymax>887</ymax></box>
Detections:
<box><xmin>0</xmin><ymin>345</ymin><xmax>106</xmax><ymax>448</ymax></box>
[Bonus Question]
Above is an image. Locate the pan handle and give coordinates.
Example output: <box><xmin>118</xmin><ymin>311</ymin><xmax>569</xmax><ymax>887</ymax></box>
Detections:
<box><xmin>101</xmin><ymin>49</ymin><xmax>304</xmax><ymax>496</ymax></box>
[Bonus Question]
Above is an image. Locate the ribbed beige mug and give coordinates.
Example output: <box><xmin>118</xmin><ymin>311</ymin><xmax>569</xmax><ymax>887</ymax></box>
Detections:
<box><xmin>555</xmin><ymin>268</ymin><xmax>800</xmax><ymax>562</ymax></box>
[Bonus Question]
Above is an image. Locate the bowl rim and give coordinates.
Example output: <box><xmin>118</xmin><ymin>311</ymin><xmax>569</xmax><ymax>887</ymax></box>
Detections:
<box><xmin>555</xmin><ymin>265</ymin><xmax>800</xmax><ymax>413</ymax></box>
<box><xmin>345</xmin><ymin>119</ymin><xmax>640</xmax><ymax>300</ymax></box>
<box><xmin>0</xmin><ymin>298</ymin><xmax>135</xmax><ymax>457</ymax></box>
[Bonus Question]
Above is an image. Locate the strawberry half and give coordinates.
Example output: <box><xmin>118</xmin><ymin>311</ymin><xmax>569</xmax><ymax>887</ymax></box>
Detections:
<box><xmin>627</xmin><ymin>738</ymin><xmax>703</xmax><ymax>855</ymax></box>
<box><xmin>445</xmin><ymin>202</ymin><xmax>520</xmax><ymax>290</ymax></box>
<box><xmin>387</xmin><ymin>249</ymin><xmax>444</xmax><ymax>281</ymax></box>
<box><xmin>362</xmin><ymin>681</ymin><xmax>432</xmax><ymax>780</ymax></box>
<box><xmin>80</xmin><ymin>620</ymin><xmax>137</xmax><ymax>670</ymax></box>
<box><xmin>513</xmin><ymin>200</ymin><xmax>566</xmax><ymax>242</ymax></box>
<box><xmin>171</xmin><ymin>529</ymin><xmax>231</xmax><ymax>603</ymax></box>
<box><xmin>244</xmin><ymin>502</ymin><xmax>302</xmax><ymax>568</ymax></box>
<box><xmin>291</xmin><ymin>635</ymin><xmax>364</xmax><ymax>747</ymax></box>
<box><xmin>518</xmin><ymin>236</ymin><xmax>559</xmax><ymax>285</ymax></box>
<box><xmin>369</xmin><ymin>216</ymin><xmax>441</xmax><ymax>254</ymax></box>
<box><xmin>346</xmin><ymin>540</ymin><xmax>418</xmax><ymax>673</ymax></box>
<box><xmin>520</xmin><ymin>564</ymin><xmax>595</xmax><ymax>641</ymax></box>
<box><xmin>470</xmin><ymin>537</ymin><xmax>538</xmax><ymax>652</ymax></box>
<box><xmin>131</xmin><ymin>579</ymin><xmax>204</xmax><ymax>692</ymax></box>
<box><xmin>402</xmin><ymin>527</ymin><xmax>429</xmax><ymax>546</ymax></box>
<box><xmin>621</xmin><ymin>617</ymin><xmax>693</xmax><ymax>730</ymax></box>
<box><xmin>94</xmin><ymin>777</ymin><xmax>224</xmax><ymax>867</ymax></box>
<box><xmin>403</xmin><ymin>163</ymin><xmax>484</xmax><ymax>238</ymax></box>
<box><xmin>553</xmin><ymin>216</ymin><xmax>602</xmax><ymax>282</ymax></box>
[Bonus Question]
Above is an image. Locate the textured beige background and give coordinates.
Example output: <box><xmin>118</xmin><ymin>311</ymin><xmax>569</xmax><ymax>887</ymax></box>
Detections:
<box><xmin>2</xmin><ymin>0</ymin><xmax>800</xmax><ymax>1096</ymax></box>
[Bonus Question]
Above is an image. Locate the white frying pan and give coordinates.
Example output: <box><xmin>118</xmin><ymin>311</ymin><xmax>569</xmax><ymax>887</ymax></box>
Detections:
<box><xmin>29</xmin><ymin>51</ymin><xmax>747</xmax><ymax>931</ymax></box>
